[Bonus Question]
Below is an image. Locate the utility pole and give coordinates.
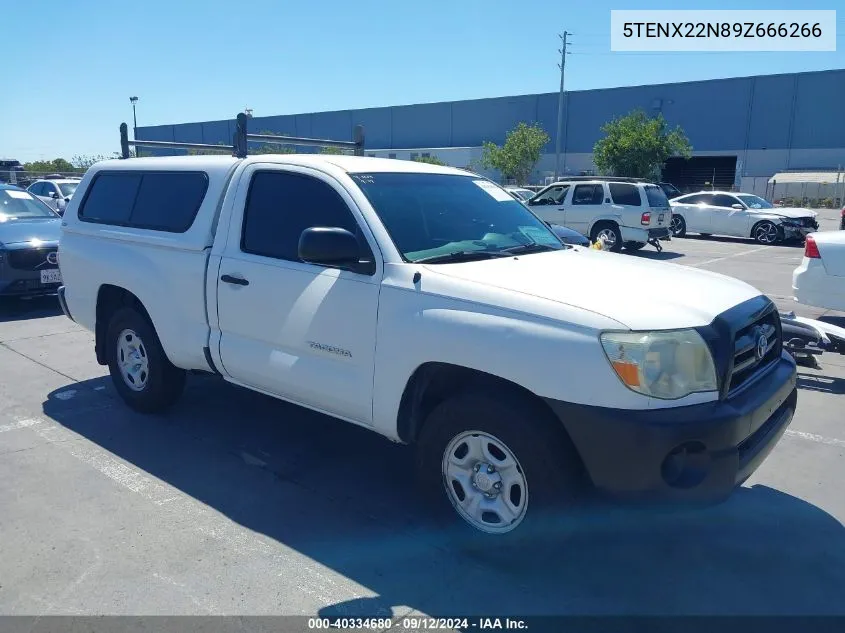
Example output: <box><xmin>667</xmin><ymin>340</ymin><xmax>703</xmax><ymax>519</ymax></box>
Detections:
<box><xmin>554</xmin><ymin>31</ymin><xmax>571</xmax><ymax>181</ymax></box>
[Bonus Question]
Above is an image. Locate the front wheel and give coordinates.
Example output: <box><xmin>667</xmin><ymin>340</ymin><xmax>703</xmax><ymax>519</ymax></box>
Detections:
<box><xmin>416</xmin><ymin>391</ymin><xmax>584</xmax><ymax>543</ymax></box>
<box><xmin>752</xmin><ymin>221</ymin><xmax>783</xmax><ymax>245</ymax></box>
<box><xmin>106</xmin><ymin>307</ymin><xmax>186</xmax><ymax>413</ymax></box>
<box><xmin>670</xmin><ymin>214</ymin><xmax>686</xmax><ymax>238</ymax></box>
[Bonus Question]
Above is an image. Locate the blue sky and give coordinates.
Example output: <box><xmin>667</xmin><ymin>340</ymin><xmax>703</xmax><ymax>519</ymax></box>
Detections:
<box><xmin>2</xmin><ymin>0</ymin><xmax>842</xmax><ymax>161</ymax></box>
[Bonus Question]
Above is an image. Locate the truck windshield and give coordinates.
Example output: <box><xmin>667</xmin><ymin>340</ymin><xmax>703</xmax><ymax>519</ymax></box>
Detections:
<box><xmin>351</xmin><ymin>173</ymin><xmax>564</xmax><ymax>262</ymax></box>
<box><xmin>0</xmin><ymin>189</ymin><xmax>57</xmax><ymax>220</ymax></box>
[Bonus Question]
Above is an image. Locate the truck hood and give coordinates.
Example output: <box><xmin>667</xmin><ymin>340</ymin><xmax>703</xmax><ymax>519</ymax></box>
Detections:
<box><xmin>0</xmin><ymin>217</ymin><xmax>61</xmax><ymax>246</ymax></box>
<box><xmin>761</xmin><ymin>207</ymin><xmax>818</xmax><ymax>219</ymax></box>
<box><xmin>424</xmin><ymin>247</ymin><xmax>763</xmax><ymax>330</ymax></box>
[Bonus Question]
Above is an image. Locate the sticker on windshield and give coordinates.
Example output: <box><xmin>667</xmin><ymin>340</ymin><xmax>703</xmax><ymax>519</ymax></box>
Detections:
<box><xmin>5</xmin><ymin>190</ymin><xmax>31</xmax><ymax>199</ymax></box>
<box><xmin>520</xmin><ymin>226</ymin><xmax>561</xmax><ymax>246</ymax></box>
<box><xmin>473</xmin><ymin>180</ymin><xmax>513</xmax><ymax>202</ymax></box>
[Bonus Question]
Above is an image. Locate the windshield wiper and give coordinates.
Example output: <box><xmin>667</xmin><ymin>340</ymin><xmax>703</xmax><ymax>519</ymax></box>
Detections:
<box><xmin>414</xmin><ymin>250</ymin><xmax>512</xmax><ymax>264</ymax></box>
<box><xmin>503</xmin><ymin>242</ymin><xmax>561</xmax><ymax>254</ymax></box>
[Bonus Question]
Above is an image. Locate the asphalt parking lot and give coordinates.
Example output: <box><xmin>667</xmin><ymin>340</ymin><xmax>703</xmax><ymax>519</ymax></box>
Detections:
<box><xmin>1</xmin><ymin>212</ymin><xmax>844</xmax><ymax>619</ymax></box>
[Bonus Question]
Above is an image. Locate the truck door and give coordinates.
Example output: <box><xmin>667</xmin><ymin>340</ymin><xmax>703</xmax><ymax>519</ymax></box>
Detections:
<box><xmin>214</xmin><ymin>164</ymin><xmax>381</xmax><ymax>425</ymax></box>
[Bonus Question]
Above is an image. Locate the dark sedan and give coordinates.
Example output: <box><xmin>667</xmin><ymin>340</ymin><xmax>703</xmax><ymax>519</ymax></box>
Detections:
<box><xmin>547</xmin><ymin>222</ymin><xmax>590</xmax><ymax>247</ymax></box>
<box><xmin>0</xmin><ymin>185</ymin><xmax>62</xmax><ymax>298</ymax></box>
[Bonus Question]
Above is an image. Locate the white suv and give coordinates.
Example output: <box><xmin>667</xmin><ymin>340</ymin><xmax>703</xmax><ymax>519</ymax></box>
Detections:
<box><xmin>526</xmin><ymin>177</ymin><xmax>671</xmax><ymax>252</ymax></box>
<box><xmin>56</xmin><ymin>134</ymin><xmax>797</xmax><ymax>541</ymax></box>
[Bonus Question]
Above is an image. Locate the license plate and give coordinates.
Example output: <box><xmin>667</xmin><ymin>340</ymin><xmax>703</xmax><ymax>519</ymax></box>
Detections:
<box><xmin>40</xmin><ymin>269</ymin><xmax>62</xmax><ymax>284</ymax></box>
<box><xmin>658</xmin><ymin>213</ymin><xmax>665</xmax><ymax>223</ymax></box>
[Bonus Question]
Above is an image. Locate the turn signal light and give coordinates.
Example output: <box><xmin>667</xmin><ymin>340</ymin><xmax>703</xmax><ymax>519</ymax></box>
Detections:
<box><xmin>804</xmin><ymin>235</ymin><xmax>821</xmax><ymax>259</ymax></box>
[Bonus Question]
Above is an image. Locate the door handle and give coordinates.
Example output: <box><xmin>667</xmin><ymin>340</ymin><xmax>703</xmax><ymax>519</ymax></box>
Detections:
<box><xmin>220</xmin><ymin>274</ymin><xmax>249</xmax><ymax>286</ymax></box>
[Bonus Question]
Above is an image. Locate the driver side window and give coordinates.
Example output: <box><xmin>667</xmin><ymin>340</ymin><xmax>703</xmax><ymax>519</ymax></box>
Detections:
<box><xmin>531</xmin><ymin>185</ymin><xmax>569</xmax><ymax>205</ymax></box>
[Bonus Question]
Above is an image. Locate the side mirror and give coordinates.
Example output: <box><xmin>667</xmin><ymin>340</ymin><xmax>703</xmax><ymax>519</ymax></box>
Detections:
<box><xmin>731</xmin><ymin>203</ymin><xmax>744</xmax><ymax>210</ymax></box>
<box><xmin>298</xmin><ymin>227</ymin><xmax>362</xmax><ymax>270</ymax></box>
<box><xmin>51</xmin><ymin>192</ymin><xmax>60</xmax><ymax>199</ymax></box>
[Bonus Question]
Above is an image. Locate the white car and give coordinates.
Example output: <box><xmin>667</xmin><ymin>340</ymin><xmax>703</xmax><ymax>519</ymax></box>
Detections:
<box><xmin>57</xmin><ymin>147</ymin><xmax>797</xmax><ymax>540</ymax></box>
<box><xmin>504</xmin><ymin>186</ymin><xmax>534</xmax><ymax>202</ymax></box>
<box><xmin>526</xmin><ymin>177</ymin><xmax>671</xmax><ymax>252</ymax></box>
<box><xmin>27</xmin><ymin>179</ymin><xmax>80</xmax><ymax>215</ymax></box>
<box><xmin>670</xmin><ymin>191</ymin><xmax>819</xmax><ymax>245</ymax></box>
<box><xmin>792</xmin><ymin>231</ymin><xmax>845</xmax><ymax>312</ymax></box>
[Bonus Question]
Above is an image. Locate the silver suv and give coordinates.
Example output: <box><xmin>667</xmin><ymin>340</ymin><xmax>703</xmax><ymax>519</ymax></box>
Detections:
<box><xmin>526</xmin><ymin>177</ymin><xmax>672</xmax><ymax>252</ymax></box>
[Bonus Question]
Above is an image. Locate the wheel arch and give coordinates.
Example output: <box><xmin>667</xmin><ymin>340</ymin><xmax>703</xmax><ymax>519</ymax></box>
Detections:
<box><xmin>396</xmin><ymin>362</ymin><xmax>561</xmax><ymax>445</ymax></box>
<box><xmin>94</xmin><ymin>285</ymin><xmax>157</xmax><ymax>365</ymax></box>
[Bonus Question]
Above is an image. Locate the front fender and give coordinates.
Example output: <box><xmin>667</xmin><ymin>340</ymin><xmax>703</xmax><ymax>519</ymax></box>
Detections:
<box><xmin>370</xmin><ymin>287</ymin><xmax>651</xmax><ymax>441</ymax></box>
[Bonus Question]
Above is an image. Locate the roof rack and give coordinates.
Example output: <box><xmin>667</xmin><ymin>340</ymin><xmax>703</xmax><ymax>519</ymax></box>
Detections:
<box><xmin>553</xmin><ymin>176</ymin><xmax>654</xmax><ymax>183</ymax></box>
<box><xmin>119</xmin><ymin>112</ymin><xmax>365</xmax><ymax>159</ymax></box>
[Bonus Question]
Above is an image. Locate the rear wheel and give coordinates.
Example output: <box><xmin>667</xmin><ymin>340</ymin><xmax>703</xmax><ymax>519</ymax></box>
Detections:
<box><xmin>106</xmin><ymin>307</ymin><xmax>186</xmax><ymax>413</ymax></box>
<box><xmin>752</xmin><ymin>221</ymin><xmax>783</xmax><ymax>245</ymax></box>
<box><xmin>590</xmin><ymin>222</ymin><xmax>623</xmax><ymax>253</ymax></box>
<box><xmin>670</xmin><ymin>214</ymin><xmax>686</xmax><ymax>238</ymax></box>
<box><xmin>623</xmin><ymin>241</ymin><xmax>646</xmax><ymax>251</ymax></box>
<box><xmin>416</xmin><ymin>391</ymin><xmax>584</xmax><ymax>544</ymax></box>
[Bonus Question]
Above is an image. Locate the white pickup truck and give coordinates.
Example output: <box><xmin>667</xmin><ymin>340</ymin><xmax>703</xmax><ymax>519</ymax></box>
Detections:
<box><xmin>57</xmin><ymin>153</ymin><xmax>798</xmax><ymax>540</ymax></box>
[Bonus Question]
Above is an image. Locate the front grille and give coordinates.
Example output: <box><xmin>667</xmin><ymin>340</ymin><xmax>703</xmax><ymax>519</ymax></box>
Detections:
<box><xmin>729</xmin><ymin>310</ymin><xmax>781</xmax><ymax>393</ymax></box>
<box><xmin>7</xmin><ymin>247</ymin><xmax>57</xmax><ymax>271</ymax></box>
<box><xmin>795</xmin><ymin>217</ymin><xmax>818</xmax><ymax>229</ymax></box>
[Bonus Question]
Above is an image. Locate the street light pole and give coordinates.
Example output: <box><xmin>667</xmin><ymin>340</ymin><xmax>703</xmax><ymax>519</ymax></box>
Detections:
<box><xmin>554</xmin><ymin>32</ymin><xmax>571</xmax><ymax>182</ymax></box>
<box><xmin>129</xmin><ymin>96</ymin><xmax>139</xmax><ymax>157</ymax></box>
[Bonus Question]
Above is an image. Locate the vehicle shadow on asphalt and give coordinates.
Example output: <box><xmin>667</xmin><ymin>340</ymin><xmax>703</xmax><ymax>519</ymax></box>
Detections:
<box><xmin>625</xmin><ymin>250</ymin><xmax>684</xmax><ymax>261</ymax></box>
<box><xmin>41</xmin><ymin>376</ymin><xmax>845</xmax><ymax>617</ymax></box>
<box><xmin>0</xmin><ymin>296</ymin><xmax>61</xmax><ymax>323</ymax></box>
<box><xmin>683</xmin><ymin>235</ymin><xmax>805</xmax><ymax>248</ymax></box>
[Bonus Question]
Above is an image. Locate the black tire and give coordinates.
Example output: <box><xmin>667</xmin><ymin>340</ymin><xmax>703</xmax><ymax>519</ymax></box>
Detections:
<box><xmin>590</xmin><ymin>222</ymin><xmax>623</xmax><ymax>253</ymax></box>
<box><xmin>751</xmin><ymin>220</ymin><xmax>783</xmax><ymax>245</ymax></box>
<box><xmin>623</xmin><ymin>241</ymin><xmax>646</xmax><ymax>252</ymax></box>
<box><xmin>670</xmin><ymin>214</ymin><xmax>686</xmax><ymax>238</ymax></box>
<box><xmin>106</xmin><ymin>307</ymin><xmax>186</xmax><ymax>413</ymax></box>
<box><xmin>416</xmin><ymin>390</ymin><xmax>585</xmax><ymax>547</ymax></box>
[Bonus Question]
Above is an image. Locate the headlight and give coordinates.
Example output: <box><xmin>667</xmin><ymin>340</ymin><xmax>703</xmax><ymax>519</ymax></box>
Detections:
<box><xmin>600</xmin><ymin>329</ymin><xmax>718</xmax><ymax>400</ymax></box>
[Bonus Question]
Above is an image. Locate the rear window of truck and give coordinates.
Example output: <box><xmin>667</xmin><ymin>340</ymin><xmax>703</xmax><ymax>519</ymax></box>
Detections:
<box><xmin>78</xmin><ymin>171</ymin><xmax>209</xmax><ymax>232</ymax></box>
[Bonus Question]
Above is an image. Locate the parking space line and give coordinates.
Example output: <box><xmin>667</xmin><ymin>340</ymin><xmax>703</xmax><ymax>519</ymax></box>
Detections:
<box><xmin>0</xmin><ymin>418</ymin><xmax>42</xmax><ymax>433</ymax></box>
<box><xmin>690</xmin><ymin>245</ymin><xmax>772</xmax><ymax>268</ymax></box>
<box><xmin>785</xmin><ymin>429</ymin><xmax>845</xmax><ymax>449</ymax></box>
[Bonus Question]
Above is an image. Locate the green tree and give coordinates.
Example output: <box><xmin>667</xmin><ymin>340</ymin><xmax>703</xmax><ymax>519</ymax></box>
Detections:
<box><xmin>24</xmin><ymin>158</ymin><xmax>78</xmax><ymax>173</ymax></box>
<box><xmin>593</xmin><ymin>109</ymin><xmax>692</xmax><ymax>179</ymax></box>
<box><xmin>412</xmin><ymin>155</ymin><xmax>446</xmax><ymax>166</ymax></box>
<box><xmin>479</xmin><ymin>122</ymin><xmax>549</xmax><ymax>184</ymax></box>
<box><xmin>320</xmin><ymin>146</ymin><xmax>353</xmax><ymax>155</ymax></box>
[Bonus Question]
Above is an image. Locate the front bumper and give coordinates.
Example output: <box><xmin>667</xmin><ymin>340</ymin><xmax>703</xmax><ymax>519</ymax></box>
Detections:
<box><xmin>544</xmin><ymin>351</ymin><xmax>797</xmax><ymax>504</ymax></box>
<box><xmin>0</xmin><ymin>275</ymin><xmax>62</xmax><ymax>297</ymax></box>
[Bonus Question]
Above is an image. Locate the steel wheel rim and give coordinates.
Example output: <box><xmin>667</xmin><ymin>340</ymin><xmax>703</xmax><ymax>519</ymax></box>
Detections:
<box><xmin>755</xmin><ymin>222</ymin><xmax>778</xmax><ymax>244</ymax></box>
<box><xmin>596</xmin><ymin>228</ymin><xmax>617</xmax><ymax>248</ymax></box>
<box><xmin>441</xmin><ymin>430</ymin><xmax>529</xmax><ymax>534</ymax></box>
<box><xmin>670</xmin><ymin>215</ymin><xmax>683</xmax><ymax>235</ymax></box>
<box><xmin>117</xmin><ymin>328</ymin><xmax>149</xmax><ymax>392</ymax></box>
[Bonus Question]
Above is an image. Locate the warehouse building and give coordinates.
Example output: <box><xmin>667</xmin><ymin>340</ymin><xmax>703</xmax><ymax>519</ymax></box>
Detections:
<box><xmin>136</xmin><ymin>68</ymin><xmax>845</xmax><ymax>193</ymax></box>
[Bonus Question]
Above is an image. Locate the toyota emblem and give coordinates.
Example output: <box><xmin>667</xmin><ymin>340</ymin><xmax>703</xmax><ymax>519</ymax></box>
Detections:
<box><xmin>46</xmin><ymin>252</ymin><xmax>59</xmax><ymax>266</ymax></box>
<box><xmin>755</xmin><ymin>333</ymin><xmax>768</xmax><ymax>361</ymax></box>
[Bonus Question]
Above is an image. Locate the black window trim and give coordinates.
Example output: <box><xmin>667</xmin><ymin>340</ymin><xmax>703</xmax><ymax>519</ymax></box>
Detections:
<box><xmin>77</xmin><ymin>169</ymin><xmax>210</xmax><ymax>233</ymax></box>
<box><xmin>239</xmin><ymin>168</ymin><xmax>376</xmax><ymax>276</ymax></box>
